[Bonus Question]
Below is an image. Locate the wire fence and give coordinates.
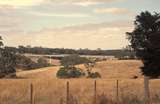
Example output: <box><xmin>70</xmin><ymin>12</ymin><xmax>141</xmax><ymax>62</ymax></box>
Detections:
<box><xmin>0</xmin><ymin>79</ymin><xmax>160</xmax><ymax>104</ymax></box>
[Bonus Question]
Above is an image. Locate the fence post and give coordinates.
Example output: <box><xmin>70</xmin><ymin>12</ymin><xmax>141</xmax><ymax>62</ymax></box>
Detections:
<box><xmin>94</xmin><ymin>80</ymin><xmax>97</xmax><ymax>104</ymax></box>
<box><xmin>116</xmin><ymin>80</ymin><xmax>119</xmax><ymax>104</ymax></box>
<box><xmin>66</xmin><ymin>81</ymin><xmax>69</xmax><ymax>104</ymax></box>
<box><xmin>144</xmin><ymin>76</ymin><xmax>150</xmax><ymax>104</ymax></box>
<box><xmin>30</xmin><ymin>83</ymin><xmax>34</xmax><ymax>104</ymax></box>
<box><xmin>60</xmin><ymin>97</ymin><xmax>64</xmax><ymax>104</ymax></box>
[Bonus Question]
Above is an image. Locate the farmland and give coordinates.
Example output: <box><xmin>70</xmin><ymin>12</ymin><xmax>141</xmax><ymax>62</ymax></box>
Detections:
<box><xmin>0</xmin><ymin>60</ymin><xmax>160</xmax><ymax>104</ymax></box>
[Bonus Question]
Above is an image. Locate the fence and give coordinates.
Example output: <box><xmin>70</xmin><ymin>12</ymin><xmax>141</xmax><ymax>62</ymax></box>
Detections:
<box><xmin>0</xmin><ymin>79</ymin><xmax>160</xmax><ymax>104</ymax></box>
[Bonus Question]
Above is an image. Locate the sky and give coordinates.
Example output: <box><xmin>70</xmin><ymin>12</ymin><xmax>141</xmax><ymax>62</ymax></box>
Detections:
<box><xmin>0</xmin><ymin>0</ymin><xmax>160</xmax><ymax>50</ymax></box>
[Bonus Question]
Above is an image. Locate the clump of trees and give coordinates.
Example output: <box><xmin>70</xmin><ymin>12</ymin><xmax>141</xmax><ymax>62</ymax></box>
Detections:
<box><xmin>15</xmin><ymin>55</ymin><xmax>51</xmax><ymax>70</ymax></box>
<box><xmin>56</xmin><ymin>54</ymin><xmax>101</xmax><ymax>78</ymax></box>
<box><xmin>57</xmin><ymin>67</ymin><xmax>85</xmax><ymax>78</ymax></box>
<box><xmin>0</xmin><ymin>35</ymin><xmax>52</xmax><ymax>78</ymax></box>
<box><xmin>4</xmin><ymin>45</ymin><xmax>135</xmax><ymax>58</ymax></box>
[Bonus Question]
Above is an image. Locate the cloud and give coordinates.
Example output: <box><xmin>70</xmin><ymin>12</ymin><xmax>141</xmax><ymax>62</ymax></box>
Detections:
<box><xmin>61</xmin><ymin>20</ymin><xmax>133</xmax><ymax>31</ymax></box>
<box><xmin>29</xmin><ymin>11</ymin><xmax>90</xmax><ymax>18</ymax></box>
<box><xmin>2</xmin><ymin>20</ymin><xmax>133</xmax><ymax>49</ymax></box>
<box><xmin>0</xmin><ymin>0</ymin><xmax>125</xmax><ymax>7</ymax></box>
<box><xmin>73</xmin><ymin>2</ymin><xmax>100</xmax><ymax>6</ymax></box>
<box><xmin>45</xmin><ymin>0</ymin><xmax>124</xmax><ymax>3</ymax></box>
<box><xmin>44</xmin><ymin>0</ymin><xmax>125</xmax><ymax>6</ymax></box>
<box><xmin>0</xmin><ymin>0</ymin><xmax>43</xmax><ymax>7</ymax></box>
<box><xmin>94</xmin><ymin>8</ymin><xmax>134</xmax><ymax>15</ymax></box>
<box><xmin>0</xmin><ymin>5</ymin><xmax>37</xmax><ymax>35</ymax></box>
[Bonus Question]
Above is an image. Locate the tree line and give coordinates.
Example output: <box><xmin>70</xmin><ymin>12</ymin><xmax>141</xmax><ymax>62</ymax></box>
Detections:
<box><xmin>4</xmin><ymin>46</ymin><xmax>135</xmax><ymax>59</ymax></box>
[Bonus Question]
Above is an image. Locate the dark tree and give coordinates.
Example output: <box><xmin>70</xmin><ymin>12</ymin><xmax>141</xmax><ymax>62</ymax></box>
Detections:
<box><xmin>0</xmin><ymin>36</ymin><xmax>16</xmax><ymax>78</ymax></box>
<box><xmin>60</xmin><ymin>54</ymin><xmax>90</xmax><ymax>68</ymax></box>
<box><xmin>0</xmin><ymin>36</ymin><xmax>3</xmax><ymax>48</ymax></box>
<box><xmin>126</xmin><ymin>11</ymin><xmax>160</xmax><ymax>78</ymax></box>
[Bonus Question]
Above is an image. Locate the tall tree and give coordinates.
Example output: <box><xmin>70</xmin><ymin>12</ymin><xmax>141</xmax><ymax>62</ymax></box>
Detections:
<box><xmin>0</xmin><ymin>36</ymin><xmax>16</xmax><ymax>78</ymax></box>
<box><xmin>126</xmin><ymin>11</ymin><xmax>160</xmax><ymax>77</ymax></box>
<box><xmin>126</xmin><ymin>11</ymin><xmax>160</xmax><ymax>102</ymax></box>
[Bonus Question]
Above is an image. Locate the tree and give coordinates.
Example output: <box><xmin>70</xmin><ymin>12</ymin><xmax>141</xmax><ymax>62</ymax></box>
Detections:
<box><xmin>126</xmin><ymin>11</ymin><xmax>160</xmax><ymax>102</ymax></box>
<box><xmin>126</xmin><ymin>11</ymin><xmax>160</xmax><ymax>77</ymax></box>
<box><xmin>57</xmin><ymin>54</ymin><xmax>89</xmax><ymax>78</ymax></box>
<box><xmin>37</xmin><ymin>57</ymin><xmax>50</xmax><ymax>67</ymax></box>
<box><xmin>0</xmin><ymin>36</ymin><xmax>16</xmax><ymax>78</ymax></box>
<box><xmin>60</xmin><ymin>54</ymin><xmax>90</xmax><ymax>68</ymax></box>
<box><xmin>84</xmin><ymin>60</ymin><xmax>101</xmax><ymax>78</ymax></box>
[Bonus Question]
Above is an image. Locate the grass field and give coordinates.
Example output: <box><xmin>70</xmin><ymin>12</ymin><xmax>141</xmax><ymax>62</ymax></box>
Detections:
<box><xmin>0</xmin><ymin>60</ymin><xmax>160</xmax><ymax>104</ymax></box>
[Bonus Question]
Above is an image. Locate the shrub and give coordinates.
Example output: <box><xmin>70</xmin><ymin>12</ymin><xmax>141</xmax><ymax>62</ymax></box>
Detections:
<box><xmin>56</xmin><ymin>67</ymin><xmax>68</xmax><ymax>78</ymax></box>
<box><xmin>87</xmin><ymin>72</ymin><xmax>101</xmax><ymax>78</ymax></box>
<box><xmin>56</xmin><ymin>67</ymin><xmax>85</xmax><ymax>78</ymax></box>
<box><xmin>84</xmin><ymin>61</ymin><xmax>101</xmax><ymax>78</ymax></box>
<box><xmin>67</xmin><ymin>67</ymin><xmax>85</xmax><ymax>78</ymax></box>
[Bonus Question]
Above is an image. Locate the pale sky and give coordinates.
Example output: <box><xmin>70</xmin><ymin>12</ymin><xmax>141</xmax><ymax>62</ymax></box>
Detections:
<box><xmin>0</xmin><ymin>0</ymin><xmax>160</xmax><ymax>49</ymax></box>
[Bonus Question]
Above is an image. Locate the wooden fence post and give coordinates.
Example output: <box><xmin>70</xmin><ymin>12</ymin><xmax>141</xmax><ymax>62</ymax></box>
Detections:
<box><xmin>60</xmin><ymin>97</ymin><xmax>64</xmax><ymax>104</ymax></box>
<box><xmin>116</xmin><ymin>80</ymin><xmax>119</xmax><ymax>104</ymax></box>
<box><xmin>66</xmin><ymin>81</ymin><xmax>69</xmax><ymax>104</ymax></box>
<box><xmin>30</xmin><ymin>83</ymin><xmax>34</xmax><ymax>104</ymax></box>
<box><xmin>94</xmin><ymin>80</ymin><xmax>97</xmax><ymax>104</ymax></box>
<box><xmin>144</xmin><ymin>76</ymin><xmax>150</xmax><ymax>104</ymax></box>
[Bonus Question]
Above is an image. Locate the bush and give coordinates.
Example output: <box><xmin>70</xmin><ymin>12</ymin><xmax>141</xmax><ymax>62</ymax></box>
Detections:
<box><xmin>56</xmin><ymin>67</ymin><xmax>68</xmax><ymax>78</ymax></box>
<box><xmin>87</xmin><ymin>72</ymin><xmax>101</xmax><ymax>78</ymax></box>
<box><xmin>56</xmin><ymin>67</ymin><xmax>85</xmax><ymax>78</ymax></box>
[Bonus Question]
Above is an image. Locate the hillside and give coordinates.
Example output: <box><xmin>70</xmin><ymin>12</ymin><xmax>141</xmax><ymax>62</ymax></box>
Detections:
<box><xmin>16</xmin><ymin>60</ymin><xmax>143</xmax><ymax>79</ymax></box>
<box><xmin>1</xmin><ymin>60</ymin><xmax>160</xmax><ymax>104</ymax></box>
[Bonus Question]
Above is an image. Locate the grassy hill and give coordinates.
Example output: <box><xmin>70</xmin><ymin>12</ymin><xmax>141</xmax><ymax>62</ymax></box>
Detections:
<box><xmin>0</xmin><ymin>60</ymin><xmax>160</xmax><ymax>104</ymax></box>
<box><xmin>16</xmin><ymin>60</ymin><xmax>143</xmax><ymax>79</ymax></box>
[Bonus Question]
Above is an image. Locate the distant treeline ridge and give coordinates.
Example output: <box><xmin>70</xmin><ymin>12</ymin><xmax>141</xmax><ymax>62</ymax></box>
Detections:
<box><xmin>4</xmin><ymin>46</ymin><xmax>136</xmax><ymax>58</ymax></box>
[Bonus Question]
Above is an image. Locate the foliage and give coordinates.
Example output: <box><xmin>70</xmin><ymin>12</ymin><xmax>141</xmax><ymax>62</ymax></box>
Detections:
<box><xmin>56</xmin><ymin>67</ymin><xmax>68</xmax><ymax>78</ymax></box>
<box><xmin>15</xmin><ymin>55</ymin><xmax>37</xmax><ymax>70</ymax></box>
<box><xmin>61</xmin><ymin>54</ymin><xmax>90</xmax><ymax>67</ymax></box>
<box><xmin>84</xmin><ymin>61</ymin><xmax>101</xmax><ymax>78</ymax></box>
<box><xmin>126</xmin><ymin>11</ymin><xmax>160</xmax><ymax>77</ymax></box>
<box><xmin>37</xmin><ymin>57</ymin><xmax>51</xmax><ymax>67</ymax></box>
<box><xmin>15</xmin><ymin>55</ymin><xmax>51</xmax><ymax>70</ymax></box>
<box><xmin>0</xmin><ymin>36</ymin><xmax>3</xmax><ymax>47</ymax></box>
<box><xmin>87</xmin><ymin>72</ymin><xmax>101</xmax><ymax>78</ymax></box>
<box><xmin>0</xmin><ymin>37</ymin><xmax>16</xmax><ymax>78</ymax></box>
<box><xmin>57</xmin><ymin>54</ymin><xmax>101</xmax><ymax>78</ymax></box>
<box><xmin>4</xmin><ymin>46</ymin><xmax>135</xmax><ymax>58</ymax></box>
<box><xmin>56</xmin><ymin>67</ymin><xmax>85</xmax><ymax>78</ymax></box>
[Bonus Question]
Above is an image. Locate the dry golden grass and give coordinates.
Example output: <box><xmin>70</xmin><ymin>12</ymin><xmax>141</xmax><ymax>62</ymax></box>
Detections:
<box><xmin>0</xmin><ymin>60</ymin><xmax>160</xmax><ymax>104</ymax></box>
